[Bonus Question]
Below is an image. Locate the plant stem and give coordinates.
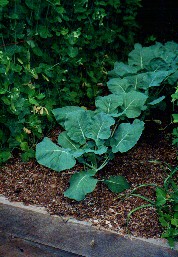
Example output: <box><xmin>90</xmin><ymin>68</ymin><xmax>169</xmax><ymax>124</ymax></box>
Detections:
<box><xmin>97</xmin><ymin>156</ymin><xmax>110</xmax><ymax>171</ymax></box>
<box><xmin>83</xmin><ymin>161</ymin><xmax>96</xmax><ymax>170</ymax></box>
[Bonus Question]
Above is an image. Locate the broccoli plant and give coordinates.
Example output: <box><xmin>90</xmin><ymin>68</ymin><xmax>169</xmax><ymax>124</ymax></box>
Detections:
<box><xmin>36</xmin><ymin>106</ymin><xmax>144</xmax><ymax>200</ymax></box>
<box><xmin>36</xmin><ymin>41</ymin><xmax>178</xmax><ymax>201</ymax></box>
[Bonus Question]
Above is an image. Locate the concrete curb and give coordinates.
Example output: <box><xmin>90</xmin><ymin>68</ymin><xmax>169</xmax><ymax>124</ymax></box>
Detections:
<box><xmin>0</xmin><ymin>195</ymin><xmax>177</xmax><ymax>257</ymax></box>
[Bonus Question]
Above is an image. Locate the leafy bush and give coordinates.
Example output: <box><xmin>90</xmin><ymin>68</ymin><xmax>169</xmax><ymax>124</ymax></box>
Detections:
<box><xmin>0</xmin><ymin>0</ymin><xmax>142</xmax><ymax>163</ymax></box>
<box><xmin>0</xmin><ymin>50</ymin><xmax>55</xmax><ymax>163</ymax></box>
<box><xmin>0</xmin><ymin>0</ymin><xmax>141</xmax><ymax>103</ymax></box>
<box><xmin>36</xmin><ymin>41</ymin><xmax>178</xmax><ymax>201</ymax></box>
<box><xmin>126</xmin><ymin>164</ymin><xmax>178</xmax><ymax>248</ymax></box>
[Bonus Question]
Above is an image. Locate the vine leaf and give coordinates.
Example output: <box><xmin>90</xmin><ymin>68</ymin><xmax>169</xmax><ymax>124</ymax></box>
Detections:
<box><xmin>36</xmin><ymin>137</ymin><xmax>76</xmax><ymax>172</ymax></box>
<box><xmin>64</xmin><ymin>170</ymin><xmax>98</xmax><ymax>201</ymax></box>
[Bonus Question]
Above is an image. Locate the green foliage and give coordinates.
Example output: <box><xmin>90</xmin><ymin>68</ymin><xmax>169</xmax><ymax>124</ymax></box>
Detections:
<box><xmin>36</xmin><ymin>42</ymin><xmax>176</xmax><ymax>201</ymax></box>
<box><xmin>172</xmin><ymin>84</ymin><xmax>178</xmax><ymax>147</ymax></box>
<box><xmin>104</xmin><ymin>176</ymin><xmax>130</xmax><ymax>193</ymax></box>
<box><xmin>126</xmin><ymin>165</ymin><xmax>178</xmax><ymax>248</ymax></box>
<box><xmin>0</xmin><ymin>0</ymin><xmax>142</xmax><ymax>103</ymax></box>
<box><xmin>0</xmin><ymin>0</ymin><xmax>142</xmax><ymax>163</ymax></box>
<box><xmin>0</xmin><ymin>50</ymin><xmax>55</xmax><ymax>163</ymax></box>
<box><xmin>64</xmin><ymin>170</ymin><xmax>98</xmax><ymax>201</ymax></box>
<box><xmin>108</xmin><ymin>41</ymin><xmax>178</xmax><ymax>116</ymax></box>
<box><xmin>36</xmin><ymin>105</ymin><xmax>144</xmax><ymax>200</ymax></box>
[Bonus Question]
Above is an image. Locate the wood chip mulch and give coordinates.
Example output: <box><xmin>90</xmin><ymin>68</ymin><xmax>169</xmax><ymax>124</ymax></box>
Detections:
<box><xmin>0</xmin><ymin>123</ymin><xmax>177</xmax><ymax>239</ymax></box>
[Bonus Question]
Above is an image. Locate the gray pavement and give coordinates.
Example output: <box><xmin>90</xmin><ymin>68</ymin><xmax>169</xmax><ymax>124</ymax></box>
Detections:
<box><xmin>0</xmin><ymin>203</ymin><xmax>177</xmax><ymax>257</ymax></box>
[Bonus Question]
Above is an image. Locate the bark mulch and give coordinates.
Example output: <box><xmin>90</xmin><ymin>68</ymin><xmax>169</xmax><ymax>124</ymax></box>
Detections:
<box><xmin>0</xmin><ymin>123</ymin><xmax>177</xmax><ymax>239</ymax></box>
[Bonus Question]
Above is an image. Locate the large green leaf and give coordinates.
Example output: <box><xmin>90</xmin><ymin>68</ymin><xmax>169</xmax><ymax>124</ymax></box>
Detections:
<box><xmin>125</xmin><ymin>70</ymin><xmax>172</xmax><ymax>91</ymax></box>
<box><xmin>120</xmin><ymin>91</ymin><xmax>148</xmax><ymax>118</ymax></box>
<box><xmin>36</xmin><ymin>137</ymin><xmax>76</xmax><ymax>172</ymax></box>
<box><xmin>128</xmin><ymin>43</ymin><xmax>162</xmax><ymax>69</ymax></box>
<box><xmin>65</xmin><ymin>110</ymin><xmax>91</xmax><ymax>144</ymax></box>
<box><xmin>58</xmin><ymin>131</ymin><xmax>84</xmax><ymax>157</ymax></box>
<box><xmin>161</xmin><ymin>41</ymin><xmax>178</xmax><ymax>64</ymax></box>
<box><xmin>108</xmin><ymin>62</ymin><xmax>138</xmax><ymax>78</ymax></box>
<box><xmin>110</xmin><ymin>119</ymin><xmax>144</xmax><ymax>153</ymax></box>
<box><xmin>52</xmin><ymin>106</ymin><xmax>84</xmax><ymax>127</ymax></box>
<box><xmin>148</xmin><ymin>57</ymin><xmax>172</xmax><ymax>71</ymax></box>
<box><xmin>64</xmin><ymin>170</ymin><xmax>98</xmax><ymax>201</ymax></box>
<box><xmin>107</xmin><ymin>78</ymin><xmax>131</xmax><ymax>94</ymax></box>
<box><xmin>104</xmin><ymin>175</ymin><xmax>130</xmax><ymax>193</ymax></box>
<box><xmin>86</xmin><ymin>112</ymin><xmax>115</xmax><ymax>146</ymax></box>
<box><xmin>95</xmin><ymin>94</ymin><xmax>123</xmax><ymax>116</ymax></box>
<box><xmin>147</xmin><ymin>70</ymin><xmax>173</xmax><ymax>87</ymax></box>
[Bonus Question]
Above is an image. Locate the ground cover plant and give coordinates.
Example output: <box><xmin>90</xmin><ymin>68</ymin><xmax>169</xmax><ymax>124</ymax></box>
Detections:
<box><xmin>0</xmin><ymin>0</ymin><xmax>142</xmax><ymax>164</ymax></box>
<box><xmin>172</xmin><ymin>83</ymin><xmax>178</xmax><ymax>147</ymax></box>
<box><xmin>125</xmin><ymin>164</ymin><xmax>178</xmax><ymax>248</ymax></box>
<box><xmin>36</xmin><ymin>41</ymin><xmax>178</xmax><ymax>201</ymax></box>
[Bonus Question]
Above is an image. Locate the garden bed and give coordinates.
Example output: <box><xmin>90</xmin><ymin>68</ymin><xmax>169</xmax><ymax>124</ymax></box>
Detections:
<box><xmin>0</xmin><ymin>123</ymin><xmax>177</xmax><ymax>241</ymax></box>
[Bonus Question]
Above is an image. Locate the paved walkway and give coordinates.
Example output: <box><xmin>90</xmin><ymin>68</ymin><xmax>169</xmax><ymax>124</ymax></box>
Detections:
<box><xmin>0</xmin><ymin>203</ymin><xmax>177</xmax><ymax>257</ymax></box>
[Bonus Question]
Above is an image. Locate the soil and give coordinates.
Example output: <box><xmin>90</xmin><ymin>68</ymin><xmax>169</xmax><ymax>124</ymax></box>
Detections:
<box><xmin>0</xmin><ymin>122</ymin><xmax>177</xmax><ymax>239</ymax></box>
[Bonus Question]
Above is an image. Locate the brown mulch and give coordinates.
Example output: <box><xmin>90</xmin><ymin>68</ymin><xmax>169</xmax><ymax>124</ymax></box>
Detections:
<box><xmin>0</xmin><ymin>123</ymin><xmax>177</xmax><ymax>239</ymax></box>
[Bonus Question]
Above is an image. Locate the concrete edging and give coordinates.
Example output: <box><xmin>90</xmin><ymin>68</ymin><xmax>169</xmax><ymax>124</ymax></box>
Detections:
<box><xmin>0</xmin><ymin>195</ymin><xmax>177</xmax><ymax>257</ymax></box>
